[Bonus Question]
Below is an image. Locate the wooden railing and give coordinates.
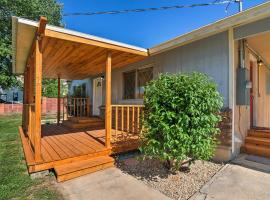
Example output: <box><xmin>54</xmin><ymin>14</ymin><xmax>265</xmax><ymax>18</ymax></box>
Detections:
<box><xmin>111</xmin><ymin>105</ymin><xmax>144</xmax><ymax>143</ymax></box>
<box><xmin>62</xmin><ymin>97</ymin><xmax>90</xmax><ymax>118</ymax></box>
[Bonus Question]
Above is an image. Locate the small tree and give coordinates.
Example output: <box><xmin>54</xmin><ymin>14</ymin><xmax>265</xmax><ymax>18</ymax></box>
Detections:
<box><xmin>140</xmin><ymin>72</ymin><xmax>223</xmax><ymax>171</ymax></box>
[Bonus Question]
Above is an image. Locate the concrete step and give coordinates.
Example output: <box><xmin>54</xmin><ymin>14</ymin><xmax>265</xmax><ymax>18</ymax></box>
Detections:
<box><xmin>55</xmin><ymin>156</ymin><xmax>114</xmax><ymax>182</ymax></box>
<box><xmin>245</xmin><ymin>136</ymin><xmax>270</xmax><ymax>147</ymax></box>
<box><xmin>244</xmin><ymin>143</ymin><xmax>270</xmax><ymax>158</ymax></box>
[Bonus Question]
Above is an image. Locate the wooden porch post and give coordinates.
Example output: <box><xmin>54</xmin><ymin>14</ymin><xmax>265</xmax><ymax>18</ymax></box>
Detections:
<box><xmin>22</xmin><ymin>70</ymin><xmax>28</xmax><ymax>130</ymax></box>
<box><xmin>34</xmin><ymin>38</ymin><xmax>42</xmax><ymax>162</ymax></box>
<box><xmin>57</xmin><ymin>76</ymin><xmax>61</xmax><ymax>124</ymax></box>
<box><xmin>33</xmin><ymin>16</ymin><xmax>47</xmax><ymax>162</ymax></box>
<box><xmin>105</xmin><ymin>51</ymin><xmax>112</xmax><ymax>148</ymax></box>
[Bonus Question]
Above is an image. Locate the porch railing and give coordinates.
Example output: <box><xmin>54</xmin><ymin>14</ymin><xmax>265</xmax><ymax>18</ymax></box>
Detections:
<box><xmin>62</xmin><ymin>97</ymin><xmax>90</xmax><ymax>118</ymax></box>
<box><xmin>111</xmin><ymin>105</ymin><xmax>144</xmax><ymax>143</ymax></box>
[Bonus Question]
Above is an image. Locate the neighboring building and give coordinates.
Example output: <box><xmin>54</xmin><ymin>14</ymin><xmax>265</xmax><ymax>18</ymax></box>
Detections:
<box><xmin>0</xmin><ymin>86</ymin><xmax>23</xmax><ymax>103</ymax></box>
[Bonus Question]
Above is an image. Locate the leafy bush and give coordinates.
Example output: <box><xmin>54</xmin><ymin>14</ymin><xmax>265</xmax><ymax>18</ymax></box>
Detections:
<box><xmin>140</xmin><ymin>72</ymin><xmax>223</xmax><ymax>170</ymax></box>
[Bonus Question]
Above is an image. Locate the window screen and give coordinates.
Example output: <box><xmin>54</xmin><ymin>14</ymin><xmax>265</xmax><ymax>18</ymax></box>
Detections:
<box><xmin>123</xmin><ymin>71</ymin><xmax>136</xmax><ymax>99</ymax></box>
<box><xmin>137</xmin><ymin>67</ymin><xmax>153</xmax><ymax>99</ymax></box>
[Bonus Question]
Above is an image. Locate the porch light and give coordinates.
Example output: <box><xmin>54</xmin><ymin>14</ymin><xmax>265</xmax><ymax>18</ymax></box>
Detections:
<box><xmin>257</xmin><ymin>59</ymin><xmax>263</xmax><ymax>67</ymax></box>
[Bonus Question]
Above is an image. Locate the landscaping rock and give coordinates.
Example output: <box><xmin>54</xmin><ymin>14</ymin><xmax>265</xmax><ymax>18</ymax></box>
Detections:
<box><xmin>116</xmin><ymin>157</ymin><xmax>223</xmax><ymax>200</ymax></box>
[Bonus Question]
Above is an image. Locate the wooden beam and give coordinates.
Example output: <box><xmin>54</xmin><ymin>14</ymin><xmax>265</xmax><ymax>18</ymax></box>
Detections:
<box><xmin>26</xmin><ymin>16</ymin><xmax>48</xmax><ymax>68</ymax></box>
<box><xmin>34</xmin><ymin>38</ymin><xmax>42</xmax><ymax>162</ymax></box>
<box><xmin>57</xmin><ymin>76</ymin><xmax>61</xmax><ymax>125</ymax></box>
<box><xmin>105</xmin><ymin>51</ymin><xmax>112</xmax><ymax>149</ymax></box>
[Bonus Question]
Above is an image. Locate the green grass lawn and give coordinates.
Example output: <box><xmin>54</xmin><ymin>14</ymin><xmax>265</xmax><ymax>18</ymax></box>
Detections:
<box><xmin>0</xmin><ymin>115</ymin><xmax>61</xmax><ymax>200</ymax></box>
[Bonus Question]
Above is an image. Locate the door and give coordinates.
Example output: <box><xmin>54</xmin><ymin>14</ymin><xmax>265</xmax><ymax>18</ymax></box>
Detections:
<box><xmin>93</xmin><ymin>77</ymin><xmax>103</xmax><ymax>116</ymax></box>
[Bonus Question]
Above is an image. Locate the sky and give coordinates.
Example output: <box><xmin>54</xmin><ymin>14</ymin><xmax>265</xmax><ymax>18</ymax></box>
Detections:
<box><xmin>58</xmin><ymin>0</ymin><xmax>268</xmax><ymax>48</ymax></box>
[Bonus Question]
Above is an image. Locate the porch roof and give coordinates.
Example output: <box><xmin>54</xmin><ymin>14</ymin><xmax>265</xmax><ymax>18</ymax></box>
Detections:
<box><xmin>12</xmin><ymin>17</ymin><xmax>148</xmax><ymax>80</ymax></box>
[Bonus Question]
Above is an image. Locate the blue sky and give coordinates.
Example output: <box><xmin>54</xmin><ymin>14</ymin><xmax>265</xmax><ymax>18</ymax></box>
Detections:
<box><xmin>59</xmin><ymin>0</ymin><xmax>268</xmax><ymax>48</ymax></box>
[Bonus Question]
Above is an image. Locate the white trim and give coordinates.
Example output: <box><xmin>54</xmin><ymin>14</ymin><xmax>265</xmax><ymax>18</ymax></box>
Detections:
<box><xmin>149</xmin><ymin>2</ymin><xmax>270</xmax><ymax>55</ymax></box>
<box><xmin>15</xmin><ymin>17</ymin><xmax>147</xmax><ymax>53</ymax></box>
<box><xmin>228</xmin><ymin>28</ymin><xmax>235</xmax><ymax>154</ymax></box>
<box><xmin>92</xmin><ymin>77</ymin><xmax>103</xmax><ymax>116</ymax></box>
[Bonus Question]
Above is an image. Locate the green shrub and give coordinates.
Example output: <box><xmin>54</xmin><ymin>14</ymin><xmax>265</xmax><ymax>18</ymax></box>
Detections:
<box><xmin>140</xmin><ymin>72</ymin><xmax>223</xmax><ymax>170</ymax></box>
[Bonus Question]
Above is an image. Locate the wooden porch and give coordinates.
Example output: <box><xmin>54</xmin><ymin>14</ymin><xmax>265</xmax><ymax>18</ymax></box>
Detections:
<box><xmin>20</xmin><ymin>103</ymin><xmax>143</xmax><ymax>181</ymax></box>
<box><xmin>19</xmin><ymin>116</ymin><xmax>141</xmax><ymax>181</ymax></box>
<box><xmin>14</xmin><ymin>17</ymin><xmax>147</xmax><ymax>181</ymax></box>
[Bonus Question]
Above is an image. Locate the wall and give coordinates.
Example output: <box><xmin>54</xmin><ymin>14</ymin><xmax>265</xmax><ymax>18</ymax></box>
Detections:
<box><xmin>111</xmin><ymin>31</ymin><xmax>230</xmax><ymax>107</ymax></box>
<box><xmin>253</xmin><ymin>61</ymin><xmax>270</xmax><ymax>128</ymax></box>
<box><xmin>0</xmin><ymin>97</ymin><xmax>60</xmax><ymax>115</ymax></box>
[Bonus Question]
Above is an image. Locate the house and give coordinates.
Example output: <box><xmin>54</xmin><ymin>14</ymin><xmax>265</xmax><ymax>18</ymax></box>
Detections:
<box><xmin>12</xmin><ymin>1</ymin><xmax>270</xmax><ymax>181</ymax></box>
<box><xmin>0</xmin><ymin>76</ymin><xmax>23</xmax><ymax>103</ymax></box>
<box><xmin>0</xmin><ymin>86</ymin><xmax>23</xmax><ymax>103</ymax></box>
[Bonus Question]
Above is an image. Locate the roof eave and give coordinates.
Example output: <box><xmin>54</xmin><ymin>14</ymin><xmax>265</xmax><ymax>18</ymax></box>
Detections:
<box><xmin>149</xmin><ymin>1</ymin><xmax>270</xmax><ymax>55</ymax></box>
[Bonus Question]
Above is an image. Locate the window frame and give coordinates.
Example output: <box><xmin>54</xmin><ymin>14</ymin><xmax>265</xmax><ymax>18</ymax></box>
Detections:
<box><xmin>122</xmin><ymin>64</ymin><xmax>154</xmax><ymax>100</ymax></box>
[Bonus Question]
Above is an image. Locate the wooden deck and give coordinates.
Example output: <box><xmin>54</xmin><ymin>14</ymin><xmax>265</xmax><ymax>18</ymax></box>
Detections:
<box><xmin>19</xmin><ymin>123</ymin><xmax>139</xmax><ymax>174</ymax></box>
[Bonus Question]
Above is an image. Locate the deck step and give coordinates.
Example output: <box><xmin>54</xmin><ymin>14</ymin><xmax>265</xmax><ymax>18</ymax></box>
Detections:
<box><xmin>55</xmin><ymin>156</ymin><xmax>114</xmax><ymax>182</ymax></box>
<box><xmin>244</xmin><ymin>143</ymin><xmax>270</xmax><ymax>158</ymax></box>
<box><xmin>69</xmin><ymin>117</ymin><xmax>104</xmax><ymax>124</ymax></box>
<box><xmin>62</xmin><ymin>120</ymin><xmax>104</xmax><ymax>129</ymax></box>
<box><xmin>248</xmin><ymin>129</ymin><xmax>270</xmax><ymax>138</ymax></box>
<box><xmin>245</xmin><ymin>136</ymin><xmax>270</xmax><ymax>147</ymax></box>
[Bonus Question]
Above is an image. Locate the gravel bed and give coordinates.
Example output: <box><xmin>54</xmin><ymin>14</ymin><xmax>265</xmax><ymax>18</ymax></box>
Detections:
<box><xmin>116</xmin><ymin>154</ymin><xmax>223</xmax><ymax>200</ymax></box>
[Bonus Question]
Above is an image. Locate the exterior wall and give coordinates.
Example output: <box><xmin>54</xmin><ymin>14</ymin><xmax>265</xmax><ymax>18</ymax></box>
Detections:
<box><xmin>111</xmin><ymin>31</ymin><xmax>230</xmax><ymax>107</ymax></box>
<box><xmin>234</xmin><ymin>16</ymin><xmax>270</xmax><ymax>40</ymax></box>
<box><xmin>253</xmin><ymin>58</ymin><xmax>270</xmax><ymax>128</ymax></box>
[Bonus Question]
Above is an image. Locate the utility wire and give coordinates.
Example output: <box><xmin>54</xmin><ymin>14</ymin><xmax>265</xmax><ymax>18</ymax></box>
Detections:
<box><xmin>63</xmin><ymin>0</ymin><xmax>235</xmax><ymax>16</ymax></box>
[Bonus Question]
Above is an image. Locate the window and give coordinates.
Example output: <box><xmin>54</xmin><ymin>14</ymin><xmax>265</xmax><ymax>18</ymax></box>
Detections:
<box><xmin>123</xmin><ymin>71</ymin><xmax>136</xmax><ymax>99</ymax></box>
<box><xmin>123</xmin><ymin>66</ymin><xmax>153</xmax><ymax>99</ymax></box>
<box><xmin>137</xmin><ymin>67</ymin><xmax>153</xmax><ymax>99</ymax></box>
<box><xmin>73</xmin><ymin>83</ymin><xmax>86</xmax><ymax>97</ymax></box>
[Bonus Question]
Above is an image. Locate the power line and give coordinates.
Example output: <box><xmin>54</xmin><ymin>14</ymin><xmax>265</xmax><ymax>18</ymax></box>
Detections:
<box><xmin>63</xmin><ymin>0</ymin><xmax>236</xmax><ymax>17</ymax></box>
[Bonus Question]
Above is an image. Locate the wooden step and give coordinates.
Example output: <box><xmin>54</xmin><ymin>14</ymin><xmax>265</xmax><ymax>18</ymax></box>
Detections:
<box><xmin>245</xmin><ymin>136</ymin><xmax>270</xmax><ymax>147</ymax></box>
<box><xmin>55</xmin><ymin>156</ymin><xmax>114</xmax><ymax>182</ymax></box>
<box><xmin>69</xmin><ymin>117</ymin><xmax>104</xmax><ymax>124</ymax></box>
<box><xmin>62</xmin><ymin>121</ymin><xmax>104</xmax><ymax>129</ymax></box>
<box><xmin>244</xmin><ymin>143</ymin><xmax>270</xmax><ymax>158</ymax></box>
<box><xmin>248</xmin><ymin>130</ymin><xmax>270</xmax><ymax>139</ymax></box>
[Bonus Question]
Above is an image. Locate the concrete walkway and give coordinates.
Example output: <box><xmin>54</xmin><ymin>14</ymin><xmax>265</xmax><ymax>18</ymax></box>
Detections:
<box><xmin>191</xmin><ymin>161</ymin><xmax>270</xmax><ymax>200</ymax></box>
<box><xmin>57</xmin><ymin>167</ymin><xmax>170</xmax><ymax>200</ymax></box>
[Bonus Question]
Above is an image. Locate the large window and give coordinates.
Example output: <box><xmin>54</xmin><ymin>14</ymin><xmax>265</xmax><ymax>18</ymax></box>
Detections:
<box><xmin>123</xmin><ymin>66</ymin><xmax>153</xmax><ymax>99</ymax></box>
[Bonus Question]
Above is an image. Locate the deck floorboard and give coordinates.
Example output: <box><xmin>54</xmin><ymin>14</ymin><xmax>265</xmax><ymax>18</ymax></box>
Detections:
<box><xmin>20</xmin><ymin>122</ymin><xmax>139</xmax><ymax>173</ymax></box>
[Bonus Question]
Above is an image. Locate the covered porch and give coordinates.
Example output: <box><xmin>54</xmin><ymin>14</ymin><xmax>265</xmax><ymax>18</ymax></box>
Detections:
<box><xmin>13</xmin><ymin>16</ymin><xmax>148</xmax><ymax>181</ymax></box>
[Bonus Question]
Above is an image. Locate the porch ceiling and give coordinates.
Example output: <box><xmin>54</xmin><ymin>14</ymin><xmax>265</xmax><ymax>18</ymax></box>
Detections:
<box><xmin>41</xmin><ymin>36</ymin><xmax>146</xmax><ymax>79</ymax></box>
<box><xmin>247</xmin><ymin>32</ymin><xmax>270</xmax><ymax>67</ymax></box>
<box><xmin>12</xmin><ymin>17</ymin><xmax>148</xmax><ymax>80</ymax></box>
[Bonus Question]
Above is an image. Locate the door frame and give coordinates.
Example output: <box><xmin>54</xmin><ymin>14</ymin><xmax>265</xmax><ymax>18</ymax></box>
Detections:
<box><xmin>92</xmin><ymin>77</ymin><xmax>103</xmax><ymax>116</ymax></box>
<box><xmin>250</xmin><ymin>61</ymin><xmax>254</xmax><ymax>128</ymax></box>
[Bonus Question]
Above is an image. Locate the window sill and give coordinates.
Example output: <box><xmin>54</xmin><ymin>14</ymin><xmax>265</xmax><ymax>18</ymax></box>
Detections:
<box><xmin>118</xmin><ymin>99</ymin><xmax>143</xmax><ymax>105</ymax></box>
